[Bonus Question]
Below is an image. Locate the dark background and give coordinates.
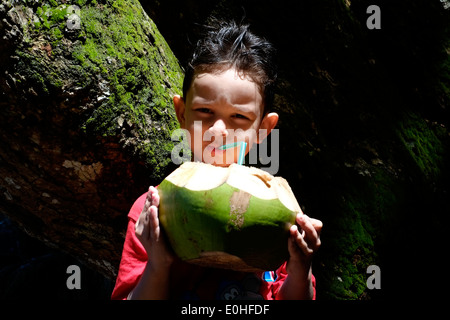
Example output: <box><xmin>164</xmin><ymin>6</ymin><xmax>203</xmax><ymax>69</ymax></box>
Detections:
<box><xmin>1</xmin><ymin>0</ymin><xmax>449</xmax><ymax>300</ymax></box>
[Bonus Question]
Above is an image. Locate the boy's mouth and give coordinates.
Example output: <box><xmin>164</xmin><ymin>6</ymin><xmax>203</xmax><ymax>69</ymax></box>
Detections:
<box><xmin>205</xmin><ymin>145</ymin><xmax>225</xmax><ymax>157</ymax></box>
<box><xmin>203</xmin><ymin>141</ymin><xmax>247</xmax><ymax>165</ymax></box>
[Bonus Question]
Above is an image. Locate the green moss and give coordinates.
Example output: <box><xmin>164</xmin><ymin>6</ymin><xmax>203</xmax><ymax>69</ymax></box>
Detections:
<box><xmin>317</xmin><ymin>163</ymin><xmax>404</xmax><ymax>300</ymax></box>
<box><xmin>323</xmin><ymin>196</ymin><xmax>375</xmax><ymax>299</ymax></box>
<box><xmin>35</xmin><ymin>2</ymin><xmax>68</xmax><ymax>31</ymax></box>
<box><xmin>76</xmin><ymin>0</ymin><xmax>88</xmax><ymax>6</ymax></box>
<box><xmin>397</xmin><ymin>112</ymin><xmax>445</xmax><ymax>181</ymax></box>
<box><xmin>52</xmin><ymin>27</ymin><xmax>63</xmax><ymax>39</ymax></box>
<box><xmin>15</xmin><ymin>0</ymin><xmax>184</xmax><ymax>181</ymax></box>
<box><xmin>71</xmin><ymin>0</ymin><xmax>183</xmax><ymax>180</ymax></box>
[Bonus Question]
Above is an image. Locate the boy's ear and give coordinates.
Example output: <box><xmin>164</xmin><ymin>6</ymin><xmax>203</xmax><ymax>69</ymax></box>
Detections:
<box><xmin>257</xmin><ymin>112</ymin><xmax>279</xmax><ymax>144</ymax></box>
<box><xmin>173</xmin><ymin>95</ymin><xmax>186</xmax><ymax>128</ymax></box>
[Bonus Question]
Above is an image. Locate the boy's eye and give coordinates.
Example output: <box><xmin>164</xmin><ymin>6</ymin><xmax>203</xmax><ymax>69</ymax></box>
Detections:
<box><xmin>196</xmin><ymin>108</ymin><xmax>213</xmax><ymax>114</ymax></box>
<box><xmin>233</xmin><ymin>114</ymin><xmax>249</xmax><ymax>120</ymax></box>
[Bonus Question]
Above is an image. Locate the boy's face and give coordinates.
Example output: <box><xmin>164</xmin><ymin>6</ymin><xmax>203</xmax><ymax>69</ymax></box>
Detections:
<box><xmin>174</xmin><ymin>67</ymin><xmax>278</xmax><ymax>166</ymax></box>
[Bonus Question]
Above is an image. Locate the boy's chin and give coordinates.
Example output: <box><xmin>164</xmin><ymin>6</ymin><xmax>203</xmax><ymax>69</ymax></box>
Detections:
<box><xmin>193</xmin><ymin>155</ymin><xmax>237</xmax><ymax>167</ymax></box>
<box><xmin>200</xmin><ymin>156</ymin><xmax>237</xmax><ymax>167</ymax></box>
<box><xmin>201</xmin><ymin>158</ymin><xmax>236</xmax><ymax>167</ymax></box>
<box><xmin>207</xmin><ymin>161</ymin><xmax>234</xmax><ymax>167</ymax></box>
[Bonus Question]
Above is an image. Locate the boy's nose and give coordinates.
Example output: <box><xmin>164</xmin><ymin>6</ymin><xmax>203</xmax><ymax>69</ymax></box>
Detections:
<box><xmin>209</xmin><ymin>119</ymin><xmax>228</xmax><ymax>138</ymax></box>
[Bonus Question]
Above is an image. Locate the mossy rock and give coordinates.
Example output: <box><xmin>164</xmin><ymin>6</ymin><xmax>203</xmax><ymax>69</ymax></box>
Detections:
<box><xmin>2</xmin><ymin>0</ymin><xmax>183</xmax><ymax>181</ymax></box>
<box><xmin>0</xmin><ymin>0</ymin><xmax>184</xmax><ymax>278</ymax></box>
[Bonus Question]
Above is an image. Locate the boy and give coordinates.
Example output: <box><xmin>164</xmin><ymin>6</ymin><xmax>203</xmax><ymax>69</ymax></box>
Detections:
<box><xmin>111</xmin><ymin>20</ymin><xmax>322</xmax><ymax>300</ymax></box>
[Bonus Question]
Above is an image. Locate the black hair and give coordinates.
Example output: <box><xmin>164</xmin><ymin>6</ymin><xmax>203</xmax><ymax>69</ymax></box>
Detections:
<box><xmin>182</xmin><ymin>20</ymin><xmax>277</xmax><ymax>114</ymax></box>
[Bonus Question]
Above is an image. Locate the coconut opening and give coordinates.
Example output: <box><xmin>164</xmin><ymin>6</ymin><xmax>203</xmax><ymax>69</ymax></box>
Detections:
<box><xmin>165</xmin><ymin>162</ymin><xmax>301</xmax><ymax>213</ymax></box>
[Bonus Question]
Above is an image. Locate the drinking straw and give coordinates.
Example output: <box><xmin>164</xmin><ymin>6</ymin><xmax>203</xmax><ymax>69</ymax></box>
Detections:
<box><xmin>219</xmin><ymin>141</ymin><xmax>247</xmax><ymax>165</ymax></box>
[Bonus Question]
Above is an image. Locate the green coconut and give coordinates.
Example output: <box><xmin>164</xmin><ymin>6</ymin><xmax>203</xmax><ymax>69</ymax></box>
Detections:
<box><xmin>158</xmin><ymin>162</ymin><xmax>301</xmax><ymax>272</ymax></box>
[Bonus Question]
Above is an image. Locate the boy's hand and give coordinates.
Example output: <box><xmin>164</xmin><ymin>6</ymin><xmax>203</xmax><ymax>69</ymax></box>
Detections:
<box><xmin>277</xmin><ymin>214</ymin><xmax>322</xmax><ymax>300</ymax></box>
<box><xmin>287</xmin><ymin>214</ymin><xmax>322</xmax><ymax>277</ymax></box>
<box><xmin>135</xmin><ymin>186</ymin><xmax>174</xmax><ymax>271</ymax></box>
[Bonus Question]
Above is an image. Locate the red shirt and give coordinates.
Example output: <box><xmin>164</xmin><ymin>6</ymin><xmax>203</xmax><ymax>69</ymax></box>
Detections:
<box><xmin>111</xmin><ymin>192</ymin><xmax>316</xmax><ymax>300</ymax></box>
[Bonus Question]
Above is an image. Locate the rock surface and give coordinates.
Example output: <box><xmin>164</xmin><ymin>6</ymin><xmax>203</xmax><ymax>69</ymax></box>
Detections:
<box><xmin>0</xmin><ymin>0</ymin><xmax>183</xmax><ymax>279</ymax></box>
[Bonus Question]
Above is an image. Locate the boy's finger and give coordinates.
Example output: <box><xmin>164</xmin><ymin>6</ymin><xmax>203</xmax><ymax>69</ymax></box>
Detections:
<box><xmin>296</xmin><ymin>214</ymin><xmax>321</xmax><ymax>251</ymax></box>
<box><xmin>148</xmin><ymin>205</ymin><xmax>160</xmax><ymax>242</ymax></box>
<box><xmin>149</xmin><ymin>185</ymin><xmax>157</xmax><ymax>195</ymax></box>
<box><xmin>144</xmin><ymin>186</ymin><xmax>153</xmax><ymax>209</ymax></box>
<box><xmin>290</xmin><ymin>224</ymin><xmax>313</xmax><ymax>256</ymax></box>
<box><xmin>151</xmin><ymin>187</ymin><xmax>160</xmax><ymax>207</ymax></box>
<box><xmin>310</xmin><ymin>218</ymin><xmax>323</xmax><ymax>236</ymax></box>
<box><xmin>135</xmin><ymin>211</ymin><xmax>150</xmax><ymax>242</ymax></box>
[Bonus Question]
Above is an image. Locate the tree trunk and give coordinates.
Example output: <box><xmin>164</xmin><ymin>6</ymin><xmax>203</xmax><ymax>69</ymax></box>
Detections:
<box><xmin>0</xmin><ymin>0</ymin><xmax>183</xmax><ymax>279</ymax></box>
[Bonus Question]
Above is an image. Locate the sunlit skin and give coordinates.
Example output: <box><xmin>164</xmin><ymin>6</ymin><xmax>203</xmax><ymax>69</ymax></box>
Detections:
<box><xmin>173</xmin><ymin>68</ymin><xmax>278</xmax><ymax>166</ymax></box>
<box><xmin>129</xmin><ymin>67</ymin><xmax>322</xmax><ymax>300</ymax></box>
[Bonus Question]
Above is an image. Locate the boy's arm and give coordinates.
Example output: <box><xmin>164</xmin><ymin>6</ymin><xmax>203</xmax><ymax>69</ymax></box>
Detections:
<box><xmin>127</xmin><ymin>259</ymin><xmax>171</xmax><ymax>300</ymax></box>
<box><xmin>275</xmin><ymin>263</ymin><xmax>314</xmax><ymax>300</ymax></box>
<box><xmin>112</xmin><ymin>187</ymin><xmax>173</xmax><ymax>300</ymax></box>
<box><xmin>276</xmin><ymin>214</ymin><xmax>321</xmax><ymax>300</ymax></box>
<box><xmin>128</xmin><ymin>187</ymin><xmax>174</xmax><ymax>300</ymax></box>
